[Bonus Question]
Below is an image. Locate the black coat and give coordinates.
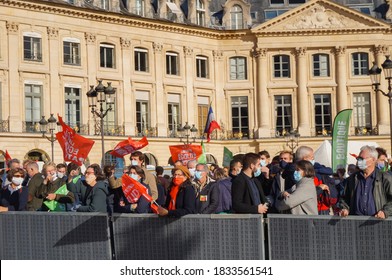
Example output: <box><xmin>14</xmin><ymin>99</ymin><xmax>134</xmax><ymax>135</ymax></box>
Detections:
<box><xmin>195</xmin><ymin>181</ymin><xmax>220</xmax><ymax>214</ymax></box>
<box><xmin>165</xmin><ymin>181</ymin><xmax>196</xmax><ymax>218</ymax></box>
<box><xmin>232</xmin><ymin>172</ymin><xmax>267</xmax><ymax>214</ymax></box>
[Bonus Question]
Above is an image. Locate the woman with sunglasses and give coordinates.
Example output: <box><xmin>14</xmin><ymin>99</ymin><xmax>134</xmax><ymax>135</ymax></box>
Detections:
<box><xmin>0</xmin><ymin>168</ymin><xmax>28</xmax><ymax>212</ymax></box>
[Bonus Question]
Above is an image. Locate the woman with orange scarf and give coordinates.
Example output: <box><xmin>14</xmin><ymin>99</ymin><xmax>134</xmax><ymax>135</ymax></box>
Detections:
<box><xmin>157</xmin><ymin>166</ymin><xmax>196</xmax><ymax>217</ymax></box>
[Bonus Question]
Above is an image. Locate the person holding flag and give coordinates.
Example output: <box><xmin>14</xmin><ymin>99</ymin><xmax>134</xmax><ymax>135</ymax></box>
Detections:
<box><xmin>157</xmin><ymin>166</ymin><xmax>196</xmax><ymax>217</ymax></box>
<box><xmin>204</xmin><ymin>104</ymin><xmax>220</xmax><ymax>142</ymax></box>
<box><xmin>114</xmin><ymin>165</ymin><xmax>151</xmax><ymax>213</ymax></box>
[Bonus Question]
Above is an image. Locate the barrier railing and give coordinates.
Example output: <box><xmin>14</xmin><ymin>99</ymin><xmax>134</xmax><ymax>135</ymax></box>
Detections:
<box><xmin>1</xmin><ymin>213</ymin><xmax>391</xmax><ymax>260</ymax></box>
<box><xmin>267</xmin><ymin>214</ymin><xmax>392</xmax><ymax>260</ymax></box>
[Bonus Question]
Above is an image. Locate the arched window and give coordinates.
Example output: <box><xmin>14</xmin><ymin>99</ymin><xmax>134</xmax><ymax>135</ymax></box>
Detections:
<box><xmin>230</xmin><ymin>5</ymin><xmax>243</xmax><ymax>29</ymax></box>
<box><xmin>104</xmin><ymin>151</ymin><xmax>125</xmax><ymax>178</ymax></box>
<box><xmin>205</xmin><ymin>153</ymin><xmax>217</xmax><ymax>165</ymax></box>
<box><xmin>143</xmin><ymin>152</ymin><xmax>158</xmax><ymax>167</ymax></box>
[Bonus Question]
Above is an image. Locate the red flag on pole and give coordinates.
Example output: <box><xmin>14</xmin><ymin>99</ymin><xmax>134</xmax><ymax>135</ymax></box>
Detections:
<box><xmin>169</xmin><ymin>144</ymin><xmax>203</xmax><ymax>165</ymax></box>
<box><xmin>203</xmin><ymin>104</ymin><xmax>220</xmax><ymax>142</ymax></box>
<box><xmin>56</xmin><ymin>115</ymin><xmax>95</xmax><ymax>166</ymax></box>
<box><xmin>4</xmin><ymin>150</ymin><xmax>12</xmax><ymax>162</ymax></box>
<box><xmin>110</xmin><ymin>137</ymin><xmax>148</xmax><ymax>158</ymax></box>
<box><xmin>121</xmin><ymin>174</ymin><xmax>158</xmax><ymax>214</ymax></box>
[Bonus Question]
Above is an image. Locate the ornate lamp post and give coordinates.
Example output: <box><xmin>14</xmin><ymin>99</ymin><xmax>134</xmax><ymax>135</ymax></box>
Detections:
<box><xmin>285</xmin><ymin>130</ymin><xmax>300</xmax><ymax>153</ymax></box>
<box><xmin>86</xmin><ymin>80</ymin><xmax>116</xmax><ymax>167</ymax></box>
<box><xmin>39</xmin><ymin>113</ymin><xmax>60</xmax><ymax>162</ymax></box>
<box><xmin>369</xmin><ymin>56</ymin><xmax>392</xmax><ymax>155</ymax></box>
<box><xmin>177</xmin><ymin>122</ymin><xmax>198</xmax><ymax>145</ymax></box>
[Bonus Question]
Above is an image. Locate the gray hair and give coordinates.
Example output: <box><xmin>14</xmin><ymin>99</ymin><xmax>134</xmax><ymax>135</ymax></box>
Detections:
<box><xmin>360</xmin><ymin>145</ymin><xmax>378</xmax><ymax>160</ymax></box>
<box><xmin>196</xmin><ymin>163</ymin><xmax>209</xmax><ymax>173</ymax></box>
<box><xmin>187</xmin><ymin>160</ymin><xmax>197</xmax><ymax>169</ymax></box>
<box><xmin>26</xmin><ymin>161</ymin><xmax>39</xmax><ymax>171</ymax></box>
<box><xmin>295</xmin><ymin>146</ymin><xmax>313</xmax><ymax>160</ymax></box>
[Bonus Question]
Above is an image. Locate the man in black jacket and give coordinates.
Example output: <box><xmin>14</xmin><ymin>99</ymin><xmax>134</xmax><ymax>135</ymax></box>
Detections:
<box><xmin>232</xmin><ymin>153</ymin><xmax>268</xmax><ymax>214</ymax></box>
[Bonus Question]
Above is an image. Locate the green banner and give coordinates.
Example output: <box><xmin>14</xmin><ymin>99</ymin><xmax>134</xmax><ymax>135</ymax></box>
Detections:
<box><xmin>197</xmin><ymin>140</ymin><xmax>207</xmax><ymax>164</ymax></box>
<box><xmin>332</xmin><ymin>109</ymin><xmax>353</xmax><ymax>171</ymax></box>
<box><xmin>43</xmin><ymin>184</ymin><xmax>69</xmax><ymax>211</ymax></box>
<box><xmin>222</xmin><ymin>147</ymin><xmax>233</xmax><ymax>167</ymax></box>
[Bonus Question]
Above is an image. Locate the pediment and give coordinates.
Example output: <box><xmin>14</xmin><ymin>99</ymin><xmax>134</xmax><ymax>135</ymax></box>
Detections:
<box><xmin>252</xmin><ymin>0</ymin><xmax>391</xmax><ymax>34</ymax></box>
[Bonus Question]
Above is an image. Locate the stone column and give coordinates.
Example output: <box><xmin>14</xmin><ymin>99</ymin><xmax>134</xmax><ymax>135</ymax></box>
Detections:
<box><xmin>84</xmin><ymin>32</ymin><xmax>97</xmax><ymax>135</ymax></box>
<box><xmin>120</xmin><ymin>38</ymin><xmax>134</xmax><ymax>135</ymax></box>
<box><xmin>183</xmin><ymin>46</ymin><xmax>195</xmax><ymax>125</ymax></box>
<box><xmin>296</xmin><ymin>47</ymin><xmax>310</xmax><ymax>136</ymax></box>
<box><xmin>47</xmin><ymin>27</ymin><xmax>60</xmax><ymax>116</ymax></box>
<box><xmin>254</xmin><ymin>48</ymin><xmax>270</xmax><ymax>138</ymax></box>
<box><xmin>374</xmin><ymin>45</ymin><xmax>390</xmax><ymax>135</ymax></box>
<box><xmin>335</xmin><ymin>46</ymin><xmax>348</xmax><ymax>112</ymax></box>
<box><xmin>212</xmin><ymin>50</ymin><xmax>225</xmax><ymax>137</ymax></box>
<box><xmin>6</xmin><ymin>22</ymin><xmax>22</xmax><ymax>132</ymax></box>
<box><xmin>152</xmin><ymin>42</ymin><xmax>166</xmax><ymax>136</ymax></box>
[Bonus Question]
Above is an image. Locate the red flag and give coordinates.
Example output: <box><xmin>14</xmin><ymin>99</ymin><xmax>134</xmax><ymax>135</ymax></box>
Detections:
<box><xmin>203</xmin><ymin>105</ymin><xmax>220</xmax><ymax>142</ymax></box>
<box><xmin>122</xmin><ymin>174</ymin><xmax>158</xmax><ymax>213</ymax></box>
<box><xmin>110</xmin><ymin>137</ymin><xmax>148</xmax><ymax>158</ymax></box>
<box><xmin>4</xmin><ymin>150</ymin><xmax>12</xmax><ymax>162</ymax></box>
<box><xmin>169</xmin><ymin>144</ymin><xmax>203</xmax><ymax>166</ymax></box>
<box><xmin>56</xmin><ymin>115</ymin><xmax>95</xmax><ymax>166</ymax></box>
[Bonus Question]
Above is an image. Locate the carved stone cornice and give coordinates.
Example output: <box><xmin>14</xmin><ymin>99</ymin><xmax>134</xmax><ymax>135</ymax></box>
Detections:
<box><xmin>373</xmin><ymin>45</ymin><xmax>389</xmax><ymax>56</ymax></box>
<box><xmin>152</xmin><ymin>42</ymin><xmax>163</xmax><ymax>53</ymax></box>
<box><xmin>212</xmin><ymin>50</ymin><xmax>223</xmax><ymax>61</ymax></box>
<box><xmin>295</xmin><ymin>47</ymin><xmax>307</xmax><ymax>57</ymax></box>
<box><xmin>183</xmin><ymin>46</ymin><xmax>193</xmax><ymax>57</ymax></box>
<box><xmin>120</xmin><ymin>38</ymin><xmax>131</xmax><ymax>49</ymax></box>
<box><xmin>334</xmin><ymin>46</ymin><xmax>346</xmax><ymax>56</ymax></box>
<box><xmin>253</xmin><ymin>48</ymin><xmax>267</xmax><ymax>58</ymax></box>
<box><xmin>6</xmin><ymin>21</ymin><xmax>19</xmax><ymax>34</ymax></box>
<box><xmin>47</xmin><ymin>27</ymin><xmax>59</xmax><ymax>39</ymax></box>
<box><xmin>84</xmin><ymin>32</ymin><xmax>96</xmax><ymax>44</ymax></box>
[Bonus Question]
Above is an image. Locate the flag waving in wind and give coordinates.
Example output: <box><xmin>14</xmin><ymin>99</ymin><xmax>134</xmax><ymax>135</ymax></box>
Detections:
<box><xmin>4</xmin><ymin>150</ymin><xmax>12</xmax><ymax>162</ymax></box>
<box><xmin>56</xmin><ymin>115</ymin><xmax>95</xmax><ymax>166</ymax></box>
<box><xmin>204</xmin><ymin>104</ymin><xmax>220</xmax><ymax>142</ymax></box>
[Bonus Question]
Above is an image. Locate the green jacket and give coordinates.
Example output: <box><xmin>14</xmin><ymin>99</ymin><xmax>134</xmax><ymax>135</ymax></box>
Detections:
<box><xmin>77</xmin><ymin>180</ymin><xmax>109</xmax><ymax>212</ymax></box>
<box><xmin>341</xmin><ymin>169</ymin><xmax>392</xmax><ymax>218</ymax></box>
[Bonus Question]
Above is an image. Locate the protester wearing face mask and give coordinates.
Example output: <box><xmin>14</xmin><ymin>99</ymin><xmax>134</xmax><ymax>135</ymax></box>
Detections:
<box><xmin>339</xmin><ymin>145</ymin><xmax>392</xmax><ymax>219</ymax></box>
<box><xmin>41</xmin><ymin>162</ymin><xmax>74</xmax><ymax>211</ymax></box>
<box><xmin>192</xmin><ymin>163</ymin><xmax>220</xmax><ymax>214</ymax></box>
<box><xmin>275</xmin><ymin>160</ymin><xmax>318</xmax><ymax>215</ymax></box>
<box><xmin>65</xmin><ymin>162</ymin><xmax>84</xmax><ymax>211</ymax></box>
<box><xmin>0</xmin><ymin>168</ymin><xmax>28</xmax><ymax>212</ymax></box>
<box><xmin>231</xmin><ymin>153</ymin><xmax>269</xmax><ymax>214</ymax></box>
<box><xmin>113</xmin><ymin>165</ymin><xmax>151</xmax><ymax>213</ymax></box>
<box><xmin>56</xmin><ymin>163</ymin><xmax>67</xmax><ymax>181</ymax></box>
<box><xmin>77</xmin><ymin>164</ymin><xmax>109</xmax><ymax>212</ymax></box>
<box><xmin>186</xmin><ymin>160</ymin><xmax>197</xmax><ymax>179</ymax></box>
<box><xmin>376</xmin><ymin>147</ymin><xmax>389</xmax><ymax>172</ymax></box>
<box><xmin>157</xmin><ymin>166</ymin><xmax>196</xmax><ymax>217</ymax></box>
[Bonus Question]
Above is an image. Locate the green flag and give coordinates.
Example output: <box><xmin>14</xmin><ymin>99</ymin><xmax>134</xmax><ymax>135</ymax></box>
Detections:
<box><xmin>332</xmin><ymin>109</ymin><xmax>353</xmax><ymax>171</ymax></box>
<box><xmin>222</xmin><ymin>146</ymin><xmax>233</xmax><ymax>167</ymax></box>
<box><xmin>43</xmin><ymin>184</ymin><xmax>69</xmax><ymax>212</ymax></box>
<box><xmin>198</xmin><ymin>140</ymin><xmax>207</xmax><ymax>164</ymax></box>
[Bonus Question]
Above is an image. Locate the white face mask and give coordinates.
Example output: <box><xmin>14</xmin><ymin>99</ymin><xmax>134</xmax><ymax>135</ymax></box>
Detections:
<box><xmin>131</xmin><ymin>160</ymin><xmax>139</xmax><ymax>166</ymax></box>
<box><xmin>50</xmin><ymin>173</ymin><xmax>58</xmax><ymax>182</ymax></box>
<box><xmin>85</xmin><ymin>175</ymin><xmax>96</xmax><ymax>185</ymax></box>
<box><xmin>188</xmin><ymin>168</ymin><xmax>196</xmax><ymax>177</ymax></box>
<box><xmin>57</xmin><ymin>172</ymin><xmax>65</xmax><ymax>179</ymax></box>
<box><xmin>12</xmin><ymin>177</ymin><xmax>24</xmax><ymax>186</ymax></box>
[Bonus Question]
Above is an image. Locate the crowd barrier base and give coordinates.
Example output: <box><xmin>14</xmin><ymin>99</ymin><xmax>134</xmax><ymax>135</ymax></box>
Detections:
<box><xmin>0</xmin><ymin>212</ymin><xmax>111</xmax><ymax>260</ymax></box>
<box><xmin>112</xmin><ymin>214</ymin><xmax>265</xmax><ymax>260</ymax></box>
<box><xmin>268</xmin><ymin>214</ymin><xmax>392</xmax><ymax>260</ymax></box>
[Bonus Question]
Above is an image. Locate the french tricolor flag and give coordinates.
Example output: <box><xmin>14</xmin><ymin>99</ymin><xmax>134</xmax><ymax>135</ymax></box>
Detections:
<box><xmin>204</xmin><ymin>105</ymin><xmax>221</xmax><ymax>142</ymax></box>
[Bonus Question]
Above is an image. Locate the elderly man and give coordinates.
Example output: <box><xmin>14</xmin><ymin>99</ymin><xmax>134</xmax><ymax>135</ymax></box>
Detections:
<box><xmin>340</xmin><ymin>145</ymin><xmax>392</xmax><ymax>219</ymax></box>
<box><xmin>192</xmin><ymin>163</ymin><xmax>219</xmax><ymax>214</ymax></box>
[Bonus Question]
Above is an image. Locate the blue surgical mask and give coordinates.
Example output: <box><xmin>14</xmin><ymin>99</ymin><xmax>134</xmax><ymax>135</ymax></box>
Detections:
<box><xmin>131</xmin><ymin>160</ymin><xmax>139</xmax><ymax>166</ymax></box>
<box><xmin>253</xmin><ymin>167</ymin><xmax>262</xmax><ymax>177</ymax></box>
<box><xmin>293</xmin><ymin>170</ymin><xmax>302</xmax><ymax>182</ymax></box>
<box><xmin>194</xmin><ymin>171</ymin><xmax>203</xmax><ymax>180</ymax></box>
<box><xmin>129</xmin><ymin>173</ymin><xmax>139</xmax><ymax>181</ymax></box>
<box><xmin>377</xmin><ymin>162</ymin><xmax>385</xmax><ymax>170</ymax></box>
<box><xmin>260</xmin><ymin>160</ymin><xmax>267</xmax><ymax>167</ymax></box>
<box><xmin>357</xmin><ymin>159</ymin><xmax>367</xmax><ymax>170</ymax></box>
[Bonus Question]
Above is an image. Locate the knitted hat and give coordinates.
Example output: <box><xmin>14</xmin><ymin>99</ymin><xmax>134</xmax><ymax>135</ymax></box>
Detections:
<box><xmin>175</xmin><ymin>165</ymin><xmax>191</xmax><ymax>179</ymax></box>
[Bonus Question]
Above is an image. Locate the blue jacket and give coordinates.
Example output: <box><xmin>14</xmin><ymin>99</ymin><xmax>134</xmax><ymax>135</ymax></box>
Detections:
<box><xmin>215</xmin><ymin>177</ymin><xmax>232</xmax><ymax>213</ymax></box>
<box><xmin>0</xmin><ymin>185</ymin><xmax>28</xmax><ymax>211</ymax></box>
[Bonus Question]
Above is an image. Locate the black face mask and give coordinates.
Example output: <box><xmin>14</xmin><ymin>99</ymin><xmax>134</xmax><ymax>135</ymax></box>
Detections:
<box><xmin>279</xmin><ymin>160</ymin><xmax>288</xmax><ymax>169</ymax></box>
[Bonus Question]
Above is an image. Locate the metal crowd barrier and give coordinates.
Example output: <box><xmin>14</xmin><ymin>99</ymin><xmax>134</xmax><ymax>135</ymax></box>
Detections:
<box><xmin>0</xmin><ymin>212</ymin><xmax>111</xmax><ymax>260</ymax></box>
<box><xmin>267</xmin><ymin>214</ymin><xmax>392</xmax><ymax>260</ymax></box>
<box><xmin>112</xmin><ymin>214</ymin><xmax>265</xmax><ymax>260</ymax></box>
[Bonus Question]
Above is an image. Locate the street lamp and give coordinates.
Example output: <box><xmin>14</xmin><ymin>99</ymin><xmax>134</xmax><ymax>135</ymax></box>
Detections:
<box><xmin>86</xmin><ymin>80</ymin><xmax>116</xmax><ymax>167</ymax></box>
<box><xmin>369</xmin><ymin>56</ymin><xmax>392</xmax><ymax>155</ymax></box>
<box><xmin>39</xmin><ymin>113</ymin><xmax>60</xmax><ymax>162</ymax></box>
<box><xmin>177</xmin><ymin>122</ymin><xmax>198</xmax><ymax>145</ymax></box>
<box><xmin>285</xmin><ymin>130</ymin><xmax>300</xmax><ymax>152</ymax></box>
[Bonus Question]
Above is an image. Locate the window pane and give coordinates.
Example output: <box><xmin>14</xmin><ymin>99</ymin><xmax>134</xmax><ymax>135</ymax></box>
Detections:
<box><xmin>314</xmin><ymin>94</ymin><xmax>331</xmax><ymax>135</ymax></box>
<box><xmin>231</xmin><ymin>96</ymin><xmax>248</xmax><ymax>138</ymax></box>
<box><xmin>275</xmin><ymin>95</ymin><xmax>292</xmax><ymax>135</ymax></box>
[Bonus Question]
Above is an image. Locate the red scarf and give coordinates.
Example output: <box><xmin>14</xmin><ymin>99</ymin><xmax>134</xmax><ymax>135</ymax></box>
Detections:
<box><xmin>168</xmin><ymin>185</ymin><xmax>180</xmax><ymax>210</ymax></box>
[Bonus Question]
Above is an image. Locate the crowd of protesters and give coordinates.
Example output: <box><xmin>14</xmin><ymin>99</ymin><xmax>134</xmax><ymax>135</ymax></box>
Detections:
<box><xmin>1</xmin><ymin>144</ymin><xmax>392</xmax><ymax>219</ymax></box>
